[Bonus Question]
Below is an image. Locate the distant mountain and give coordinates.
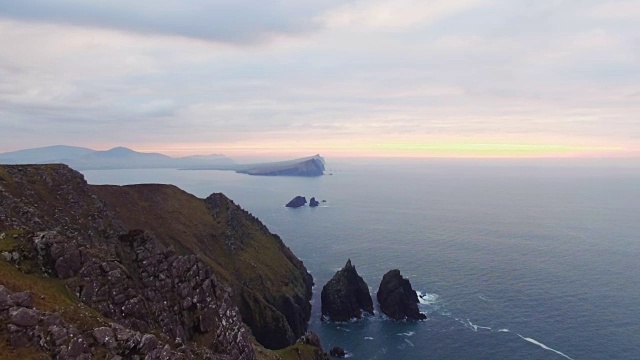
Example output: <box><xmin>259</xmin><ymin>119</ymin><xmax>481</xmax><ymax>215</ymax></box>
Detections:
<box><xmin>236</xmin><ymin>155</ymin><xmax>325</xmax><ymax>177</ymax></box>
<box><xmin>0</xmin><ymin>145</ymin><xmax>95</xmax><ymax>164</ymax></box>
<box><xmin>174</xmin><ymin>154</ymin><xmax>238</xmax><ymax>169</ymax></box>
<box><xmin>66</xmin><ymin>146</ymin><xmax>174</xmax><ymax>170</ymax></box>
<box><xmin>0</xmin><ymin>146</ymin><xmax>236</xmax><ymax>170</ymax></box>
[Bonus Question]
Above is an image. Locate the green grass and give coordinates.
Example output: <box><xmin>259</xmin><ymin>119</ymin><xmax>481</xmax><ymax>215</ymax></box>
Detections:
<box><xmin>0</xmin><ymin>260</ymin><xmax>108</xmax><ymax>330</ymax></box>
<box><xmin>0</xmin><ymin>230</ymin><xmax>25</xmax><ymax>252</ymax></box>
<box><xmin>272</xmin><ymin>343</ymin><xmax>325</xmax><ymax>360</ymax></box>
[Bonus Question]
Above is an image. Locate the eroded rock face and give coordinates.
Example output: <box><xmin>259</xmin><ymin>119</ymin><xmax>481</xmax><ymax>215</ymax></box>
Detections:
<box><xmin>0</xmin><ymin>227</ymin><xmax>256</xmax><ymax>359</ymax></box>
<box><xmin>321</xmin><ymin>260</ymin><xmax>374</xmax><ymax>322</ymax></box>
<box><xmin>286</xmin><ymin>196</ymin><xmax>307</xmax><ymax>208</ymax></box>
<box><xmin>57</xmin><ymin>230</ymin><xmax>256</xmax><ymax>359</ymax></box>
<box><xmin>376</xmin><ymin>269</ymin><xmax>426</xmax><ymax>321</ymax></box>
<box><xmin>0</xmin><ymin>285</ymin><xmax>205</xmax><ymax>359</ymax></box>
<box><xmin>0</xmin><ymin>164</ymin><xmax>318</xmax><ymax>356</ymax></box>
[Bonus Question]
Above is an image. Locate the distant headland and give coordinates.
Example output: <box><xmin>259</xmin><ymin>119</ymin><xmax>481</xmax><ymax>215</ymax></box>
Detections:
<box><xmin>0</xmin><ymin>145</ymin><xmax>325</xmax><ymax>177</ymax></box>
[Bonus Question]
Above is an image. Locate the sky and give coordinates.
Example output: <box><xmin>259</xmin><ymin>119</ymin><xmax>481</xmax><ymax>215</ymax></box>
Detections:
<box><xmin>0</xmin><ymin>0</ymin><xmax>639</xmax><ymax>158</ymax></box>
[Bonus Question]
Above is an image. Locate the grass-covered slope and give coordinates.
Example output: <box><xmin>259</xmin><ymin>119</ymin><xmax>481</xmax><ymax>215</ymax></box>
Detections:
<box><xmin>93</xmin><ymin>184</ymin><xmax>314</xmax><ymax>349</ymax></box>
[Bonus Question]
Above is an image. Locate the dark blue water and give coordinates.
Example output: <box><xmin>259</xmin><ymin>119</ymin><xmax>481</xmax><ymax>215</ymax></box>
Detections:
<box><xmin>83</xmin><ymin>159</ymin><xmax>640</xmax><ymax>359</ymax></box>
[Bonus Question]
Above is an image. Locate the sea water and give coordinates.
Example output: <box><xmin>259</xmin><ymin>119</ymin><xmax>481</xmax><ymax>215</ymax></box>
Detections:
<box><xmin>82</xmin><ymin>158</ymin><xmax>640</xmax><ymax>359</ymax></box>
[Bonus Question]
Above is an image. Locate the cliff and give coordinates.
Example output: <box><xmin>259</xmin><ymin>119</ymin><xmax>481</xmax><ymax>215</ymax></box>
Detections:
<box><xmin>0</xmin><ymin>164</ymin><xmax>323</xmax><ymax>359</ymax></box>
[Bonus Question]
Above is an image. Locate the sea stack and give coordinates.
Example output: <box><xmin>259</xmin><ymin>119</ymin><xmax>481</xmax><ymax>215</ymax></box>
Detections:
<box><xmin>286</xmin><ymin>196</ymin><xmax>307</xmax><ymax>208</ymax></box>
<box><xmin>309</xmin><ymin>197</ymin><xmax>320</xmax><ymax>207</ymax></box>
<box><xmin>321</xmin><ymin>259</ymin><xmax>374</xmax><ymax>322</ymax></box>
<box><xmin>377</xmin><ymin>269</ymin><xmax>426</xmax><ymax>320</ymax></box>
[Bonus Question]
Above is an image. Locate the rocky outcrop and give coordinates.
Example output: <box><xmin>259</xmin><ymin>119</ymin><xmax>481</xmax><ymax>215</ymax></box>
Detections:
<box><xmin>329</xmin><ymin>346</ymin><xmax>346</xmax><ymax>358</ymax></box>
<box><xmin>376</xmin><ymin>269</ymin><xmax>426</xmax><ymax>321</ymax></box>
<box><xmin>320</xmin><ymin>260</ymin><xmax>374</xmax><ymax>322</ymax></box>
<box><xmin>2</xmin><ymin>229</ymin><xmax>256</xmax><ymax>359</ymax></box>
<box><xmin>0</xmin><ymin>285</ymin><xmax>220</xmax><ymax>359</ymax></box>
<box><xmin>0</xmin><ymin>164</ymin><xmax>317</xmax><ymax>357</ymax></box>
<box><xmin>286</xmin><ymin>196</ymin><xmax>307</xmax><ymax>208</ymax></box>
<box><xmin>309</xmin><ymin>197</ymin><xmax>320</xmax><ymax>207</ymax></box>
<box><xmin>96</xmin><ymin>187</ymin><xmax>314</xmax><ymax>350</ymax></box>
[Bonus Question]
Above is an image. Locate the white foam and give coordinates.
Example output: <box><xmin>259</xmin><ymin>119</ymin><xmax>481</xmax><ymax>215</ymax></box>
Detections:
<box><xmin>404</xmin><ymin>339</ymin><xmax>415</xmax><ymax>347</ymax></box>
<box><xmin>364</xmin><ymin>337</ymin><xmax>374</xmax><ymax>340</ymax></box>
<box><xmin>467</xmin><ymin>319</ymin><xmax>492</xmax><ymax>332</ymax></box>
<box><xmin>498</xmin><ymin>329</ymin><xmax>510</xmax><ymax>333</ymax></box>
<box><xmin>396</xmin><ymin>331</ymin><xmax>415</xmax><ymax>337</ymax></box>
<box><xmin>517</xmin><ymin>335</ymin><xmax>575</xmax><ymax>360</ymax></box>
<box><xmin>336</xmin><ymin>326</ymin><xmax>351</xmax><ymax>332</ymax></box>
<box><xmin>416</xmin><ymin>291</ymin><xmax>438</xmax><ymax>305</ymax></box>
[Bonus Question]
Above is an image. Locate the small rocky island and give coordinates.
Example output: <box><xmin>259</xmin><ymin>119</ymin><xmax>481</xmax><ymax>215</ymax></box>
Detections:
<box><xmin>309</xmin><ymin>197</ymin><xmax>320</xmax><ymax>207</ymax></box>
<box><xmin>321</xmin><ymin>260</ymin><xmax>374</xmax><ymax>322</ymax></box>
<box><xmin>377</xmin><ymin>269</ymin><xmax>426</xmax><ymax>320</ymax></box>
<box><xmin>286</xmin><ymin>196</ymin><xmax>307</xmax><ymax>208</ymax></box>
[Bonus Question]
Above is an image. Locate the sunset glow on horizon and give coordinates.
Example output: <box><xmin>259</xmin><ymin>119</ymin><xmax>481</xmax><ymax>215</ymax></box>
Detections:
<box><xmin>0</xmin><ymin>1</ymin><xmax>638</xmax><ymax>161</ymax></box>
<box><xmin>130</xmin><ymin>139</ymin><xmax>636</xmax><ymax>160</ymax></box>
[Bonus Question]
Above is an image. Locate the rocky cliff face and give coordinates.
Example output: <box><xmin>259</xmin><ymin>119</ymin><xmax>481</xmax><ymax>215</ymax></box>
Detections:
<box><xmin>93</xmin><ymin>185</ymin><xmax>314</xmax><ymax>349</ymax></box>
<box><xmin>0</xmin><ymin>164</ymin><xmax>320</xmax><ymax>358</ymax></box>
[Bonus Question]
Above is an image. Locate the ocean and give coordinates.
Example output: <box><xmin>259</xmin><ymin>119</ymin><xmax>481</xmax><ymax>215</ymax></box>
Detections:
<box><xmin>82</xmin><ymin>158</ymin><xmax>640</xmax><ymax>360</ymax></box>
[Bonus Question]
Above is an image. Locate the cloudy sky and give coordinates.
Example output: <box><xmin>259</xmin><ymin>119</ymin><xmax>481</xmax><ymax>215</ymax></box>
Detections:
<box><xmin>0</xmin><ymin>0</ymin><xmax>638</xmax><ymax>158</ymax></box>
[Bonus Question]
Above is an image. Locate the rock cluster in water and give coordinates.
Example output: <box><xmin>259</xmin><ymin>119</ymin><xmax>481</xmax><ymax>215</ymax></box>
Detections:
<box><xmin>286</xmin><ymin>196</ymin><xmax>325</xmax><ymax>208</ymax></box>
<box><xmin>321</xmin><ymin>259</ymin><xmax>374</xmax><ymax>322</ymax></box>
<box><xmin>320</xmin><ymin>261</ymin><xmax>426</xmax><ymax>322</ymax></box>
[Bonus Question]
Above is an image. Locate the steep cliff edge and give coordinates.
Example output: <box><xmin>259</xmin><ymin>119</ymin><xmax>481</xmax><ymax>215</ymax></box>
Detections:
<box><xmin>92</xmin><ymin>185</ymin><xmax>314</xmax><ymax>349</ymax></box>
<box><xmin>0</xmin><ymin>164</ymin><xmax>320</xmax><ymax>358</ymax></box>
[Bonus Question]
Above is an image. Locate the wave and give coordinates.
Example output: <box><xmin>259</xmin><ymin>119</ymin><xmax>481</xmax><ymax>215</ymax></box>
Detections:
<box><xmin>416</xmin><ymin>291</ymin><xmax>438</xmax><ymax>305</ymax></box>
<box><xmin>466</xmin><ymin>319</ymin><xmax>492</xmax><ymax>332</ymax></box>
<box><xmin>396</xmin><ymin>331</ymin><xmax>415</xmax><ymax>337</ymax></box>
<box><xmin>498</xmin><ymin>329</ymin><xmax>510</xmax><ymax>333</ymax></box>
<box><xmin>364</xmin><ymin>337</ymin><xmax>374</xmax><ymax>340</ymax></box>
<box><xmin>404</xmin><ymin>339</ymin><xmax>415</xmax><ymax>347</ymax></box>
<box><xmin>517</xmin><ymin>335</ymin><xmax>575</xmax><ymax>360</ymax></box>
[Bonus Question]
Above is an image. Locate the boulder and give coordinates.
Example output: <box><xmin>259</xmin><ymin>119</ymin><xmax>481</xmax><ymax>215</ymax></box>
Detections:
<box><xmin>321</xmin><ymin>259</ymin><xmax>374</xmax><ymax>321</ymax></box>
<box><xmin>0</xmin><ymin>285</ymin><xmax>14</xmax><ymax>310</ymax></box>
<box><xmin>93</xmin><ymin>327</ymin><xmax>116</xmax><ymax>349</ymax></box>
<box><xmin>299</xmin><ymin>331</ymin><xmax>322</xmax><ymax>348</ymax></box>
<box><xmin>376</xmin><ymin>269</ymin><xmax>426</xmax><ymax>320</ymax></box>
<box><xmin>286</xmin><ymin>196</ymin><xmax>307</xmax><ymax>208</ymax></box>
<box><xmin>329</xmin><ymin>346</ymin><xmax>346</xmax><ymax>358</ymax></box>
<box><xmin>11</xmin><ymin>291</ymin><xmax>34</xmax><ymax>308</ymax></box>
<box><xmin>309</xmin><ymin>197</ymin><xmax>320</xmax><ymax>207</ymax></box>
<box><xmin>8</xmin><ymin>307</ymin><xmax>40</xmax><ymax>327</ymax></box>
